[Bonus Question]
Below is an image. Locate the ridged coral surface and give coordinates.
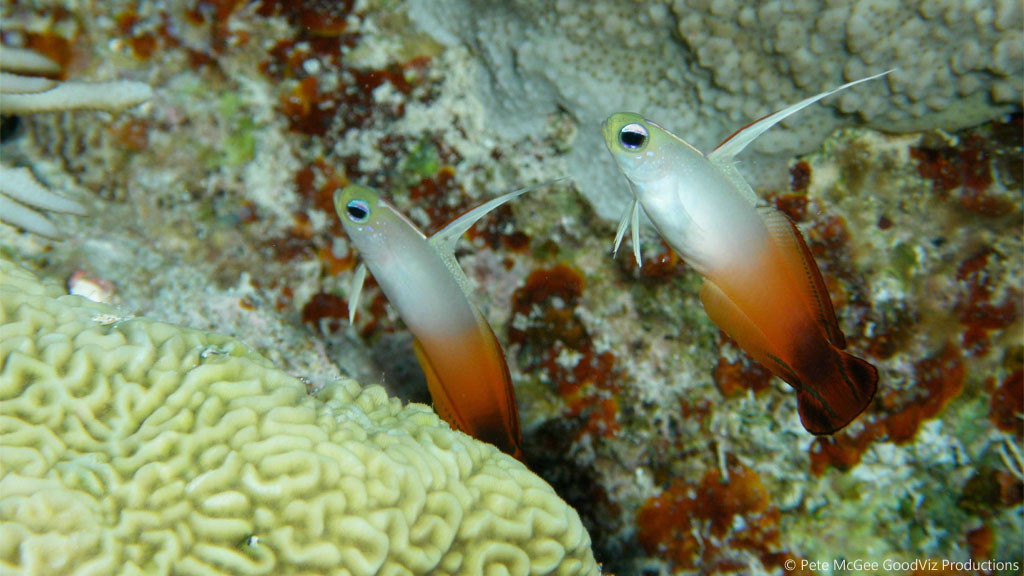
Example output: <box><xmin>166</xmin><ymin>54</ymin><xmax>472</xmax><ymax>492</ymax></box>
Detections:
<box><xmin>0</xmin><ymin>260</ymin><xmax>598</xmax><ymax>576</ymax></box>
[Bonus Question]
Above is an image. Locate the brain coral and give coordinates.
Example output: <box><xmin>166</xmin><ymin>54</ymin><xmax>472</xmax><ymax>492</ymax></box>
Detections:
<box><xmin>0</xmin><ymin>259</ymin><xmax>598</xmax><ymax>576</ymax></box>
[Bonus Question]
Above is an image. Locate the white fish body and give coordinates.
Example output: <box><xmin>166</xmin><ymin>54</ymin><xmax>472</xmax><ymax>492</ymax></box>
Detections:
<box><xmin>336</xmin><ymin>182</ymin><xmax>555</xmax><ymax>458</ymax></box>
<box><xmin>601</xmin><ymin>73</ymin><xmax>890</xmax><ymax>434</ymax></box>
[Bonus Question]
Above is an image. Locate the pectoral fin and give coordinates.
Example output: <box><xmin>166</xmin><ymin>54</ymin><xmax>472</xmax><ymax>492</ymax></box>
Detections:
<box><xmin>612</xmin><ymin>201</ymin><xmax>631</xmax><ymax>258</ymax></box>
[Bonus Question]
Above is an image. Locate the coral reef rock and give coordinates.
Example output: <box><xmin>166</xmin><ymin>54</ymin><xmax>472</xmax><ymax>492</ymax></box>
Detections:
<box><xmin>407</xmin><ymin>0</ymin><xmax>1023</xmax><ymax>220</ymax></box>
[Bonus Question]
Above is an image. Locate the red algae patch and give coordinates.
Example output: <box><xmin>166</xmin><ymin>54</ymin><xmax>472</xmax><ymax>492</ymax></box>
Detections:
<box><xmin>910</xmin><ymin>133</ymin><xmax>992</xmax><ymax>199</ymax></box>
<box><xmin>255</xmin><ymin>0</ymin><xmax>357</xmax><ymax>37</ymax></box>
<box><xmin>990</xmin><ymin>370</ymin><xmax>1023</xmax><ymax>435</ymax></box>
<box><xmin>955</xmin><ymin>249</ymin><xmax>1022</xmax><ymax>358</ymax></box>
<box><xmin>789</xmin><ymin>160</ymin><xmax>812</xmax><ymax>193</ymax></box>
<box><xmin>510</xmin><ymin>264</ymin><xmax>623</xmax><ymax>440</ymax></box>
<box><xmin>770</xmin><ymin>191</ymin><xmax>810</xmax><ymax>222</ymax></box>
<box><xmin>636</xmin><ymin>461</ymin><xmax>808</xmax><ymax>575</ymax></box>
<box><xmin>301</xmin><ymin>292</ymin><xmax>349</xmax><ymax>335</ymax></box>
<box><xmin>910</xmin><ymin>120</ymin><xmax>1021</xmax><ymax>218</ymax></box>
<box><xmin>713</xmin><ymin>346</ymin><xmax>773</xmax><ymax>397</ymax></box>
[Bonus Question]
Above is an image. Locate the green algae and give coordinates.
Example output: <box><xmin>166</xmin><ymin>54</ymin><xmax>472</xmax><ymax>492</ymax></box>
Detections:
<box><xmin>889</xmin><ymin>241</ymin><xmax>919</xmax><ymax>284</ymax></box>
<box><xmin>210</xmin><ymin>93</ymin><xmax>258</xmax><ymax>168</ymax></box>
<box><xmin>403</xmin><ymin>138</ymin><xmax>441</xmax><ymax>178</ymax></box>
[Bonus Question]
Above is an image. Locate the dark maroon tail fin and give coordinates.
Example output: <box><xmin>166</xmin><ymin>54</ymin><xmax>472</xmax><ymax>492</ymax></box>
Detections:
<box><xmin>797</xmin><ymin>349</ymin><xmax>879</xmax><ymax>435</ymax></box>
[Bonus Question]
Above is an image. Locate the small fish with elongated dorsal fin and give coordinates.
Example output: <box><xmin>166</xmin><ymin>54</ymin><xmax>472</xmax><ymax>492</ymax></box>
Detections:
<box><xmin>335</xmin><ymin>182</ymin><xmax>556</xmax><ymax>459</ymax></box>
<box><xmin>601</xmin><ymin>73</ymin><xmax>889</xmax><ymax>434</ymax></box>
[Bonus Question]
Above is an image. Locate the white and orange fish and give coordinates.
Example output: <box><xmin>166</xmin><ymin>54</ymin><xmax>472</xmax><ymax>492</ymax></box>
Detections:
<box><xmin>602</xmin><ymin>73</ymin><xmax>888</xmax><ymax>434</ymax></box>
<box><xmin>335</xmin><ymin>183</ymin><xmax>553</xmax><ymax>459</ymax></box>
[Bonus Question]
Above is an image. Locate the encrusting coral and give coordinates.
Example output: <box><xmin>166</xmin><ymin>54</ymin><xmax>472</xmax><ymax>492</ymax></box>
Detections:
<box><xmin>0</xmin><ymin>259</ymin><xmax>599</xmax><ymax>576</ymax></box>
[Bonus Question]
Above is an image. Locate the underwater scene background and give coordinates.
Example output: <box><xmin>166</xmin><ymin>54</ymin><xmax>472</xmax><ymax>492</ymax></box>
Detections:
<box><xmin>0</xmin><ymin>1</ymin><xmax>1021</xmax><ymax>574</ymax></box>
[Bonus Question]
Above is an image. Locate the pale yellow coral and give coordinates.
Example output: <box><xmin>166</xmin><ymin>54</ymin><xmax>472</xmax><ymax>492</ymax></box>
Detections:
<box><xmin>0</xmin><ymin>259</ymin><xmax>599</xmax><ymax>576</ymax></box>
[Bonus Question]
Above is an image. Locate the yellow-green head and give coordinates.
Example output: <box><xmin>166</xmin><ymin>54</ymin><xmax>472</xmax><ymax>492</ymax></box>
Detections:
<box><xmin>602</xmin><ymin>112</ymin><xmax>703</xmax><ymax>185</ymax></box>
<box><xmin>335</xmin><ymin>185</ymin><xmax>380</xmax><ymax>230</ymax></box>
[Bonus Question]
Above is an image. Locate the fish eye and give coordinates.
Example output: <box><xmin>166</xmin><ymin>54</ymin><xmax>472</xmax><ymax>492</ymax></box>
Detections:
<box><xmin>619</xmin><ymin>123</ymin><xmax>648</xmax><ymax>150</ymax></box>
<box><xmin>346</xmin><ymin>199</ymin><xmax>370</xmax><ymax>223</ymax></box>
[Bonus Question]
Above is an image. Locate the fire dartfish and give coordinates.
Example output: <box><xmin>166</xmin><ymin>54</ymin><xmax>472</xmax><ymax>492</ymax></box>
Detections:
<box><xmin>601</xmin><ymin>73</ymin><xmax>888</xmax><ymax>434</ymax></box>
<box><xmin>335</xmin><ymin>183</ymin><xmax>552</xmax><ymax>459</ymax></box>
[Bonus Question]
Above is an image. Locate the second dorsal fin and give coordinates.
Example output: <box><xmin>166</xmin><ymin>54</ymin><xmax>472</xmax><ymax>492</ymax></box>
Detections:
<box><xmin>758</xmin><ymin>207</ymin><xmax>846</xmax><ymax>348</ymax></box>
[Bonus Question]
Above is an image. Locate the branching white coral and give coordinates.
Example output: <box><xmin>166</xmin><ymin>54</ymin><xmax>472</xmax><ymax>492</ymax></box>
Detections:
<box><xmin>0</xmin><ymin>166</ymin><xmax>86</xmax><ymax>238</ymax></box>
<box><xmin>0</xmin><ymin>44</ymin><xmax>151</xmax><ymax>237</ymax></box>
<box><xmin>0</xmin><ymin>45</ymin><xmax>152</xmax><ymax>114</ymax></box>
<box><xmin>998</xmin><ymin>434</ymin><xmax>1023</xmax><ymax>482</ymax></box>
<box><xmin>1</xmin><ymin>73</ymin><xmax>153</xmax><ymax>114</ymax></box>
<box><xmin>0</xmin><ymin>46</ymin><xmax>60</xmax><ymax>75</ymax></box>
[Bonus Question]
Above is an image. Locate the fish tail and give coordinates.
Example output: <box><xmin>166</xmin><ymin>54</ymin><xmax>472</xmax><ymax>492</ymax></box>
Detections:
<box><xmin>796</xmin><ymin>347</ymin><xmax>878</xmax><ymax>435</ymax></box>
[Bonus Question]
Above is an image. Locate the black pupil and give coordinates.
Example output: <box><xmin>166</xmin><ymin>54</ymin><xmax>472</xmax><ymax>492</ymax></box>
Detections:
<box><xmin>620</xmin><ymin>126</ymin><xmax>647</xmax><ymax>149</ymax></box>
<box><xmin>347</xmin><ymin>202</ymin><xmax>368</xmax><ymax>221</ymax></box>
